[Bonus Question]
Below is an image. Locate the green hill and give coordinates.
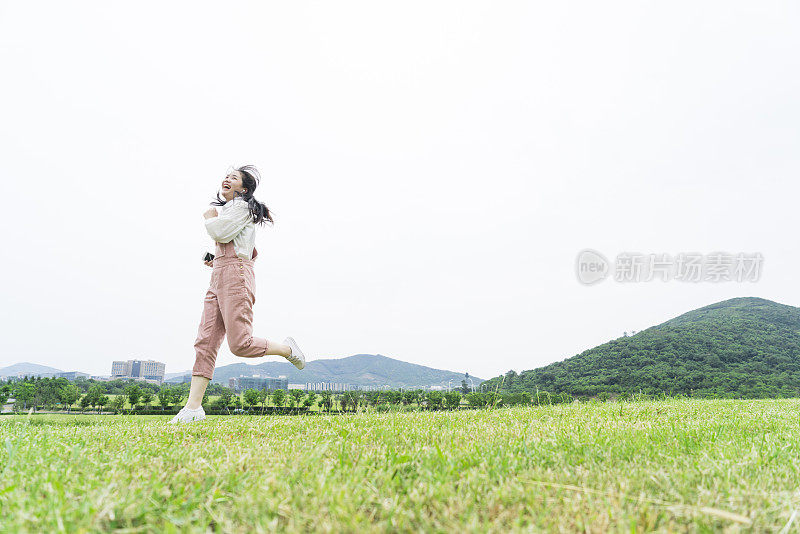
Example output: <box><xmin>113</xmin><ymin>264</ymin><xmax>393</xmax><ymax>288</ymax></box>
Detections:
<box><xmin>484</xmin><ymin>297</ymin><xmax>800</xmax><ymax>398</ymax></box>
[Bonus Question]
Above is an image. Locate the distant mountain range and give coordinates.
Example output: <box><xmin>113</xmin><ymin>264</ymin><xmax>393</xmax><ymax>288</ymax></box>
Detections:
<box><xmin>1</xmin><ymin>355</ymin><xmax>483</xmax><ymax>389</ymax></box>
<box><xmin>483</xmin><ymin>297</ymin><xmax>800</xmax><ymax>398</ymax></box>
<box><xmin>164</xmin><ymin>371</ymin><xmax>192</xmax><ymax>380</ymax></box>
<box><xmin>0</xmin><ymin>362</ymin><xmax>64</xmax><ymax>376</ymax></box>
<box><xmin>168</xmin><ymin>354</ymin><xmax>482</xmax><ymax>388</ymax></box>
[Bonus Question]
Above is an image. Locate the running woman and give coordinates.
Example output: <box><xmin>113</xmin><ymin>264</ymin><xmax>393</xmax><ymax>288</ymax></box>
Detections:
<box><xmin>170</xmin><ymin>165</ymin><xmax>306</xmax><ymax>424</ymax></box>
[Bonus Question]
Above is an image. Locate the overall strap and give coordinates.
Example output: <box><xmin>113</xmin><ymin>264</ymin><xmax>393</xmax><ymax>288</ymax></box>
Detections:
<box><xmin>214</xmin><ymin>240</ymin><xmax>230</xmax><ymax>258</ymax></box>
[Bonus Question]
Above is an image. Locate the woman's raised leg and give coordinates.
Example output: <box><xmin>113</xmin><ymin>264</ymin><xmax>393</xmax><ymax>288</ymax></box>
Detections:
<box><xmin>219</xmin><ymin>264</ymin><xmax>293</xmax><ymax>359</ymax></box>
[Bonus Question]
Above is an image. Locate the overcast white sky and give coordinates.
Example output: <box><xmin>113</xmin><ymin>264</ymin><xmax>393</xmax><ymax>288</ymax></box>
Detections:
<box><xmin>1</xmin><ymin>1</ymin><xmax>798</xmax><ymax>380</ymax></box>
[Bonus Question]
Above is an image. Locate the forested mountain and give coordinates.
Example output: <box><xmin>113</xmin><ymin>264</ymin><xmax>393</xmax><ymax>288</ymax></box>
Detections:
<box><xmin>483</xmin><ymin>297</ymin><xmax>800</xmax><ymax>398</ymax></box>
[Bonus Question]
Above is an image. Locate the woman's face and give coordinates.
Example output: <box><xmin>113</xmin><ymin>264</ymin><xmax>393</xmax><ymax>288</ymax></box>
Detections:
<box><xmin>221</xmin><ymin>169</ymin><xmax>247</xmax><ymax>201</ymax></box>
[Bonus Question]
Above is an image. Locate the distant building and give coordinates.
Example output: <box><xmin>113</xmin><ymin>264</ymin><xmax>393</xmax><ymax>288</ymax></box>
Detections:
<box><xmin>111</xmin><ymin>359</ymin><xmax>165</xmax><ymax>384</ymax></box>
<box><xmin>229</xmin><ymin>375</ymin><xmax>288</xmax><ymax>393</ymax></box>
<box><xmin>305</xmin><ymin>382</ymin><xmax>361</xmax><ymax>392</ymax></box>
<box><xmin>111</xmin><ymin>361</ymin><xmax>128</xmax><ymax>377</ymax></box>
<box><xmin>55</xmin><ymin>371</ymin><xmax>91</xmax><ymax>380</ymax></box>
<box><xmin>112</xmin><ymin>376</ymin><xmax>162</xmax><ymax>385</ymax></box>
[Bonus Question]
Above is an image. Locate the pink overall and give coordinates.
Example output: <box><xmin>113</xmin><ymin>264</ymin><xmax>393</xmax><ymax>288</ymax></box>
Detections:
<box><xmin>192</xmin><ymin>240</ymin><xmax>267</xmax><ymax>380</ymax></box>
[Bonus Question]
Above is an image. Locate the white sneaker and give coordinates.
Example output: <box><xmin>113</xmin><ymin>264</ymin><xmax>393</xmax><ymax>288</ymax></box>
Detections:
<box><xmin>283</xmin><ymin>337</ymin><xmax>306</xmax><ymax>370</ymax></box>
<box><xmin>169</xmin><ymin>405</ymin><xmax>206</xmax><ymax>424</ymax></box>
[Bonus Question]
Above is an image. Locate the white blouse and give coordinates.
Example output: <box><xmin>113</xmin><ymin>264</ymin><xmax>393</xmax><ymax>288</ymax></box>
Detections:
<box><xmin>204</xmin><ymin>197</ymin><xmax>256</xmax><ymax>260</ymax></box>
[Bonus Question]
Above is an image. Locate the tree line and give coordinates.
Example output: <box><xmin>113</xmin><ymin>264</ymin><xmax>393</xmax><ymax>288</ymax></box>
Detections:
<box><xmin>0</xmin><ymin>376</ymin><xmax>578</xmax><ymax>415</ymax></box>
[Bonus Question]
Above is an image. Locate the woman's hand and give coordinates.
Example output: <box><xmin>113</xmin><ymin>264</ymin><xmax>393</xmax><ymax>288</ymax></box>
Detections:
<box><xmin>204</xmin><ymin>259</ymin><xmax>213</xmax><ymax>267</ymax></box>
<box><xmin>203</xmin><ymin>207</ymin><xmax>218</xmax><ymax>219</ymax></box>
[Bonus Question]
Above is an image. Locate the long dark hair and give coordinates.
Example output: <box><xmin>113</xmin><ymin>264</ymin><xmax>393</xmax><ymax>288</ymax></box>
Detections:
<box><xmin>211</xmin><ymin>164</ymin><xmax>274</xmax><ymax>226</ymax></box>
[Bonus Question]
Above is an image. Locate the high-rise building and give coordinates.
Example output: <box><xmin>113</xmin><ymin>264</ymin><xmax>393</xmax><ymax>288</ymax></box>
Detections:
<box><xmin>110</xmin><ymin>359</ymin><xmax>165</xmax><ymax>383</ymax></box>
<box><xmin>111</xmin><ymin>361</ymin><xmax>130</xmax><ymax>377</ymax></box>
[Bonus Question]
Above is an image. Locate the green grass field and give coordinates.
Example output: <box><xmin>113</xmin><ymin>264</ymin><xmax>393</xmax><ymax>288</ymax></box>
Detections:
<box><xmin>2</xmin><ymin>398</ymin><xmax>799</xmax><ymax>532</ymax></box>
